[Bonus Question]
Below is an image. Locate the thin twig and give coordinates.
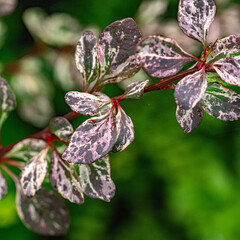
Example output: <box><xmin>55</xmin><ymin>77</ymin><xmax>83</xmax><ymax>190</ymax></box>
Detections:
<box><xmin>0</xmin><ymin>66</ymin><xmax>215</xmax><ymax>157</ymax></box>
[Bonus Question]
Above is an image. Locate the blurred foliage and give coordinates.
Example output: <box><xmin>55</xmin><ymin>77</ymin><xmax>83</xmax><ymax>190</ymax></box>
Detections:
<box><xmin>0</xmin><ymin>0</ymin><xmax>240</xmax><ymax>239</ymax></box>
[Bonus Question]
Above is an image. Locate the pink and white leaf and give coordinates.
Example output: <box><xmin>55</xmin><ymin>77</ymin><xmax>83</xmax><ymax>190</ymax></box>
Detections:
<box><xmin>0</xmin><ymin>170</ymin><xmax>8</xmax><ymax>200</ymax></box>
<box><xmin>174</xmin><ymin>68</ymin><xmax>207</xmax><ymax>109</ymax></box>
<box><xmin>50</xmin><ymin>117</ymin><xmax>73</xmax><ymax>142</ymax></box>
<box><xmin>98</xmin><ymin>18</ymin><xmax>141</xmax><ymax>84</ymax></box>
<box><xmin>176</xmin><ymin>103</ymin><xmax>203</xmax><ymax>133</ymax></box>
<box><xmin>112</xmin><ymin>107</ymin><xmax>134</xmax><ymax>153</ymax></box>
<box><xmin>201</xmin><ymin>83</ymin><xmax>240</xmax><ymax>121</ymax></box>
<box><xmin>62</xmin><ymin>112</ymin><xmax>117</xmax><ymax>164</ymax></box>
<box><xmin>5</xmin><ymin>138</ymin><xmax>46</xmax><ymax>161</ymax></box>
<box><xmin>206</xmin><ymin>35</ymin><xmax>240</xmax><ymax>64</ymax></box>
<box><xmin>65</xmin><ymin>91</ymin><xmax>109</xmax><ymax>116</ymax></box>
<box><xmin>20</xmin><ymin>147</ymin><xmax>48</xmax><ymax>197</ymax></box>
<box><xmin>93</xmin><ymin>92</ymin><xmax>112</xmax><ymax>115</ymax></box>
<box><xmin>0</xmin><ymin>76</ymin><xmax>16</xmax><ymax>113</ymax></box>
<box><xmin>213</xmin><ymin>57</ymin><xmax>240</xmax><ymax>87</ymax></box>
<box><xmin>75</xmin><ymin>31</ymin><xmax>99</xmax><ymax>86</ymax></box>
<box><xmin>0</xmin><ymin>76</ymin><xmax>16</xmax><ymax>130</ymax></box>
<box><xmin>50</xmin><ymin>150</ymin><xmax>84</xmax><ymax>204</ymax></box>
<box><xmin>136</xmin><ymin>36</ymin><xmax>195</xmax><ymax>78</ymax></box>
<box><xmin>178</xmin><ymin>0</ymin><xmax>216</xmax><ymax>44</ymax></box>
<box><xmin>16</xmin><ymin>186</ymin><xmax>70</xmax><ymax>236</ymax></box>
<box><xmin>79</xmin><ymin>155</ymin><xmax>115</xmax><ymax>202</ymax></box>
<box><xmin>122</xmin><ymin>80</ymin><xmax>149</xmax><ymax>99</ymax></box>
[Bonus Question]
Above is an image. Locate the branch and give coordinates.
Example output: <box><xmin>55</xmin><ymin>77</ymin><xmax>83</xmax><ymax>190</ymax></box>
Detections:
<box><xmin>0</xmin><ymin>111</ymin><xmax>79</xmax><ymax>157</ymax></box>
<box><xmin>0</xmin><ymin>66</ymin><xmax>215</xmax><ymax>157</ymax></box>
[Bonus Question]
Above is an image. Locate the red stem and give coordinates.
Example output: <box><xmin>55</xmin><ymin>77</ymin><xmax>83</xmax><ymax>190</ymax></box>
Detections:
<box><xmin>0</xmin><ymin>66</ymin><xmax>215</xmax><ymax>157</ymax></box>
<box><xmin>0</xmin><ymin>111</ymin><xmax>79</xmax><ymax>157</ymax></box>
<box><xmin>4</xmin><ymin>159</ymin><xmax>24</xmax><ymax>168</ymax></box>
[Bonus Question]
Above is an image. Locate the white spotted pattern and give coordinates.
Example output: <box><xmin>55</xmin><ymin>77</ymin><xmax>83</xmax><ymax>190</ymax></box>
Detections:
<box><xmin>79</xmin><ymin>155</ymin><xmax>115</xmax><ymax>202</ymax></box>
<box><xmin>136</xmin><ymin>36</ymin><xmax>195</xmax><ymax>78</ymax></box>
<box><xmin>178</xmin><ymin>0</ymin><xmax>216</xmax><ymax>44</ymax></box>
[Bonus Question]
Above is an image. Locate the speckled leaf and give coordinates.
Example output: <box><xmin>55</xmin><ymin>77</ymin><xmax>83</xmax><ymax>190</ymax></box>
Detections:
<box><xmin>0</xmin><ymin>76</ymin><xmax>16</xmax><ymax>130</ymax></box>
<box><xmin>62</xmin><ymin>112</ymin><xmax>117</xmax><ymax>164</ymax></box>
<box><xmin>213</xmin><ymin>58</ymin><xmax>240</xmax><ymax>87</ymax></box>
<box><xmin>50</xmin><ymin>117</ymin><xmax>73</xmax><ymax>142</ymax></box>
<box><xmin>98</xmin><ymin>18</ymin><xmax>141</xmax><ymax>84</ymax></box>
<box><xmin>16</xmin><ymin>186</ymin><xmax>69</xmax><ymax>236</ymax></box>
<box><xmin>5</xmin><ymin>138</ymin><xmax>46</xmax><ymax>161</ymax></box>
<box><xmin>93</xmin><ymin>92</ymin><xmax>112</xmax><ymax>115</ymax></box>
<box><xmin>176</xmin><ymin>103</ymin><xmax>203</xmax><ymax>133</ymax></box>
<box><xmin>75</xmin><ymin>31</ymin><xmax>99</xmax><ymax>87</ymax></box>
<box><xmin>112</xmin><ymin>107</ymin><xmax>134</xmax><ymax>153</ymax></box>
<box><xmin>122</xmin><ymin>80</ymin><xmax>149</xmax><ymax>99</ymax></box>
<box><xmin>79</xmin><ymin>155</ymin><xmax>115</xmax><ymax>202</ymax></box>
<box><xmin>136</xmin><ymin>36</ymin><xmax>195</xmax><ymax>78</ymax></box>
<box><xmin>178</xmin><ymin>0</ymin><xmax>216</xmax><ymax>44</ymax></box>
<box><xmin>174</xmin><ymin>68</ymin><xmax>207</xmax><ymax>109</ymax></box>
<box><xmin>206</xmin><ymin>35</ymin><xmax>240</xmax><ymax>64</ymax></box>
<box><xmin>20</xmin><ymin>148</ymin><xmax>48</xmax><ymax>197</ymax></box>
<box><xmin>201</xmin><ymin>83</ymin><xmax>240</xmax><ymax>121</ymax></box>
<box><xmin>50</xmin><ymin>150</ymin><xmax>84</xmax><ymax>204</ymax></box>
<box><xmin>234</xmin><ymin>55</ymin><xmax>240</xmax><ymax>63</ymax></box>
<box><xmin>0</xmin><ymin>170</ymin><xmax>8</xmax><ymax>200</ymax></box>
<box><xmin>65</xmin><ymin>91</ymin><xmax>109</xmax><ymax>116</ymax></box>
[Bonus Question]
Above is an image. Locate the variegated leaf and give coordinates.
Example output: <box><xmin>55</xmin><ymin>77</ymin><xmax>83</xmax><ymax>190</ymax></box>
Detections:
<box><xmin>50</xmin><ymin>150</ymin><xmax>84</xmax><ymax>204</ymax></box>
<box><xmin>79</xmin><ymin>155</ymin><xmax>115</xmax><ymax>202</ymax></box>
<box><xmin>93</xmin><ymin>92</ymin><xmax>112</xmax><ymax>115</ymax></box>
<box><xmin>234</xmin><ymin>55</ymin><xmax>240</xmax><ymax>63</ymax></box>
<box><xmin>5</xmin><ymin>138</ymin><xmax>46</xmax><ymax>161</ymax></box>
<box><xmin>62</xmin><ymin>112</ymin><xmax>117</xmax><ymax>164</ymax></box>
<box><xmin>206</xmin><ymin>35</ymin><xmax>240</xmax><ymax>64</ymax></box>
<box><xmin>201</xmin><ymin>83</ymin><xmax>240</xmax><ymax>121</ymax></box>
<box><xmin>122</xmin><ymin>80</ymin><xmax>149</xmax><ymax>99</ymax></box>
<box><xmin>50</xmin><ymin>117</ymin><xmax>73</xmax><ymax>142</ymax></box>
<box><xmin>75</xmin><ymin>31</ymin><xmax>99</xmax><ymax>87</ymax></box>
<box><xmin>65</xmin><ymin>91</ymin><xmax>109</xmax><ymax>116</ymax></box>
<box><xmin>213</xmin><ymin>58</ymin><xmax>240</xmax><ymax>87</ymax></box>
<box><xmin>16</xmin><ymin>186</ymin><xmax>70</xmax><ymax>236</ymax></box>
<box><xmin>176</xmin><ymin>103</ymin><xmax>203</xmax><ymax>133</ymax></box>
<box><xmin>136</xmin><ymin>36</ymin><xmax>195</xmax><ymax>78</ymax></box>
<box><xmin>20</xmin><ymin>147</ymin><xmax>48</xmax><ymax>197</ymax></box>
<box><xmin>178</xmin><ymin>0</ymin><xmax>216</xmax><ymax>44</ymax></box>
<box><xmin>98</xmin><ymin>18</ymin><xmax>141</xmax><ymax>84</ymax></box>
<box><xmin>112</xmin><ymin>107</ymin><xmax>134</xmax><ymax>153</ymax></box>
<box><xmin>0</xmin><ymin>76</ymin><xmax>16</xmax><ymax>130</ymax></box>
<box><xmin>174</xmin><ymin>68</ymin><xmax>207</xmax><ymax>110</ymax></box>
<box><xmin>0</xmin><ymin>170</ymin><xmax>8</xmax><ymax>200</ymax></box>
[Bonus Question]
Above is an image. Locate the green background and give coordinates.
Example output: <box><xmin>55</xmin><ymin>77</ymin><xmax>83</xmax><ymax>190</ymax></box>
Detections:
<box><xmin>1</xmin><ymin>0</ymin><xmax>240</xmax><ymax>239</ymax></box>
